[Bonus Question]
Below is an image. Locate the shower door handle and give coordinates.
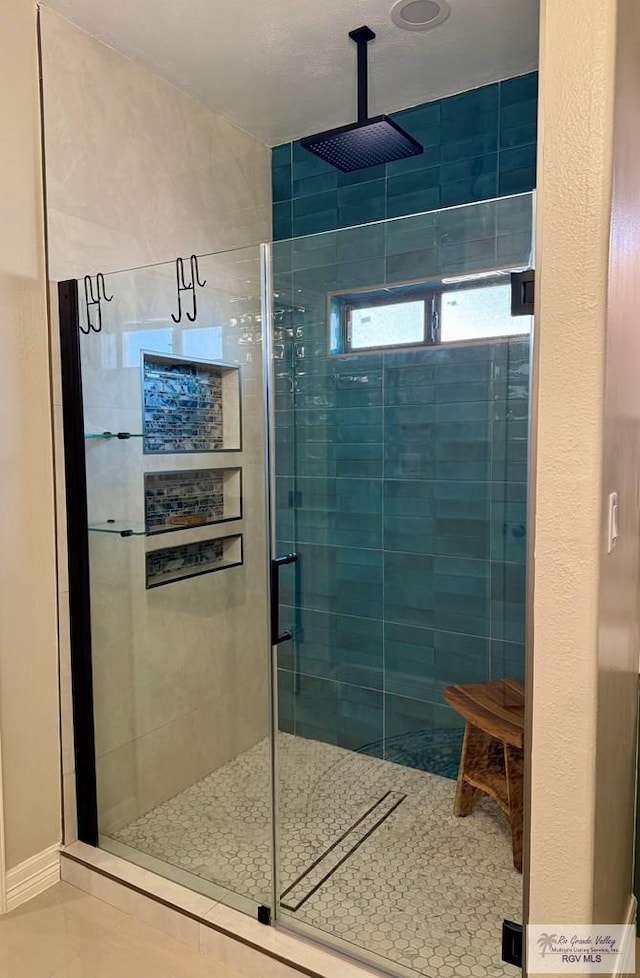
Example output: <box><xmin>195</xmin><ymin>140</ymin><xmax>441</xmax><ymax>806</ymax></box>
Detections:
<box><xmin>271</xmin><ymin>553</ymin><xmax>298</xmax><ymax>645</ymax></box>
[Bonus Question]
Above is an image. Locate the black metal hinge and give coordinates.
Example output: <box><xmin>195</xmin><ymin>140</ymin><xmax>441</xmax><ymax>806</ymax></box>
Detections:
<box><xmin>511</xmin><ymin>270</ymin><xmax>535</xmax><ymax>316</ymax></box>
<box><xmin>257</xmin><ymin>905</ymin><xmax>272</xmax><ymax>925</ymax></box>
<box><xmin>502</xmin><ymin>919</ymin><xmax>523</xmax><ymax>968</ymax></box>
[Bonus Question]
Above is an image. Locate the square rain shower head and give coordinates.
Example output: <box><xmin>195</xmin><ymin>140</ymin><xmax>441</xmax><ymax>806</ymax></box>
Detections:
<box><xmin>300</xmin><ymin>115</ymin><xmax>424</xmax><ymax>173</ymax></box>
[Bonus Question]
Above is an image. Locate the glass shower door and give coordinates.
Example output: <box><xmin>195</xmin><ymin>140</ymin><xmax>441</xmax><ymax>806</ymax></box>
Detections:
<box><xmin>269</xmin><ymin>195</ymin><xmax>534</xmax><ymax>976</ymax></box>
<box><xmin>66</xmin><ymin>196</ymin><xmax>533</xmax><ymax>970</ymax></box>
<box><xmin>70</xmin><ymin>244</ymin><xmax>273</xmax><ymax>915</ymax></box>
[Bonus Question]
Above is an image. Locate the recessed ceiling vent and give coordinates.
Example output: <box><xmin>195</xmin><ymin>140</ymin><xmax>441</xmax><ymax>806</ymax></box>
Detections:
<box><xmin>300</xmin><ymin>27</ymin><xmax>424</xmax><ymax>173</ymax></box>
<box><xmin>391</xmin><ymin>0</ymin><xmax>451</xmax><ymax>31</ymax></box>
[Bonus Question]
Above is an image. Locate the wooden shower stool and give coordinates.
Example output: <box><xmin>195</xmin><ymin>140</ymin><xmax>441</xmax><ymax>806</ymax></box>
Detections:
<box><xmin>444</xmin><ymin>678</ymin><xmax>525</xmax><ymax>873</ymax></box>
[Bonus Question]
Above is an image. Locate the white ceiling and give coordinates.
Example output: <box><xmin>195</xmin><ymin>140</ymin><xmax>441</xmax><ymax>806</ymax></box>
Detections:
<box><xmin>42</xmin><ymin>0</ymin><xmax>539</xmax><ymax>146</ymax></box>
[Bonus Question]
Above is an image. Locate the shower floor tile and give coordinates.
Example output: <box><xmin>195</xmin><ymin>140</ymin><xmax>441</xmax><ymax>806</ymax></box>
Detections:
<box><xmin>112</xmin><ymin>734</ymin><xmax>521</xmax><ymax>978</ymax></box>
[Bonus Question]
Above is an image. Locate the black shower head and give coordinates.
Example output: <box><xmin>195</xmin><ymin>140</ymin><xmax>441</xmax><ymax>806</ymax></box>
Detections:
<box><xmin>301</xmin><ymin>26</ymin><xmax>423</xmax><ymax>173</ymax></box>
<box><xmin>300</xmin><ymin>115</ymin><xmax>423</xmax><ymax>173</ymax></box>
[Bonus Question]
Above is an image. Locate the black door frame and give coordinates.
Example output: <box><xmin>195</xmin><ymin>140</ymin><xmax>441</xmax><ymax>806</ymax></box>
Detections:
<box><xmin>58</xmin><ymin>279</ymin><xmax>99</xmax><ymax>844</ymax></box>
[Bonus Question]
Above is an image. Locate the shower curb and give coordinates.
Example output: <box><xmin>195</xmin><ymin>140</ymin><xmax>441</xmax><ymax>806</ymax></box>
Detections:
<box><xmin>60</xmin><ymin>843</ymin><xmax>390</xmax><ymax>978</ymax></box>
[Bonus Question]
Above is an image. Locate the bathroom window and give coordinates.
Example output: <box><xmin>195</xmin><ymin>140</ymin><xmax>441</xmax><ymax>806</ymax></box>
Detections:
<box><xmin>334</xmin><ymin>274</ymin><xmax>529</xmax><ymax>353</ymax></box>
<box><xmin>440</xmin><ymin>281</ymin><xmax>523</xmax><ymax>343</ymax></box>
<box><xmin>348</xmin><ymin>298</ymin><xmax>427</xmax><ymax>350</ymax></box>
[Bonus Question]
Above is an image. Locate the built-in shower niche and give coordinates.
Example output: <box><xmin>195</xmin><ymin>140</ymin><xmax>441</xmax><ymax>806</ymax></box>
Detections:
<box><xmin>144</xmin><ymin>467</ymin><xmax>242</xmax><ymax>534</ymax></box>
<box><xmin>145</xmin><ymin>533</ymin><xmax>243</xmax><ymax>589</ymax></box>
<box><xmin>142</xmin><ymin>353</ymin><xmax>241</xmax><ymax>454</ymax></box>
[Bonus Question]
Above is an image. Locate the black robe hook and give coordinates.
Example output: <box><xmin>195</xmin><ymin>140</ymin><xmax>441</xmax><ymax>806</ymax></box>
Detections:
<box><xmin>171</xmin><ymin>255</ymin><xmax>207</xmax><ymax>324</ymax></box>
<box><xmin>82</xmin><ymin>273</ymin><xmax>113</xmax><ymax>334</ymax></box>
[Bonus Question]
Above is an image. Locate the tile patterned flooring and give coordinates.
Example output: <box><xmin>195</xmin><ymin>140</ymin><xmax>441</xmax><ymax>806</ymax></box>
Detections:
<box><xmin>114</xmin><ymin>734</ymin><xmax>522</xmax><ymax>978</ymax></box>
<box><xmin>0</xmin><ymin>882</ymin><xmax>261</xmax><ymax>978</ymax></box>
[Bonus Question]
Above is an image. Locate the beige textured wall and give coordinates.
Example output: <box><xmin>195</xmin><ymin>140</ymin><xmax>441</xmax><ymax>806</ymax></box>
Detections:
<box><xmin>39</xmin><ymin>9</ymin><xmax>272</xmax><ymax>838</ymax></box>
<box><xmin>0</xmin><ymin>0</ymin><xmax>62</xmax><ymax>870</ymax></box>
<box><xmin>530</xmin><ymin>0</ymin><xmax>638</xmax><ymax>938</ymax></box>
<box><xmin>529</xmin><ymin>0</ymin><xmax>611</xmax><ymax>921</ymax></box>
<box><xmin>593</xmin><ymin>0</ymin><xmax>640</xmax><ymax>926</ymax></box>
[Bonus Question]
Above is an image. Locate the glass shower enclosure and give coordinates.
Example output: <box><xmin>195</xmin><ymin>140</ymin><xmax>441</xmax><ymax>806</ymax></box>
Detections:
<box><xmin>60</xmin><ymin>192</ymin><xmax>534</xmax><ymax>978</ymax></box>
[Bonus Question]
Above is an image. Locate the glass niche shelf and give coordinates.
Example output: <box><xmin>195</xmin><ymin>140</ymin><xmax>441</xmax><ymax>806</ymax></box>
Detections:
<box><xmin>84</xmin><ymin>432</ymin><xmax>143</xmax><ymax>440</ymax></box>
<box><xmin>88</xmin><ymin>520</ymin><xmax>146</xmax><ymax>537</ymax></box>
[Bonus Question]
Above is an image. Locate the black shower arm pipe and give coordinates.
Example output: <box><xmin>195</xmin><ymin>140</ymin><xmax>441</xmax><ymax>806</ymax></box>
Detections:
<box><xmin>349</xmin><ymin>26</ymin><xmax>375</xmax><ymax>122</ymax></box>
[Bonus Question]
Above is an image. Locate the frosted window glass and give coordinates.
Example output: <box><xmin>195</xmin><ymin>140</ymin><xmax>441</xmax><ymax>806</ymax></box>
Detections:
<box><xmin>349</xmin><ymin>300</ymin><xmax>424</xmax><ymax>350</ymax></box>
<box><xmin>440</xmin><ymin>285</ymin><xmax>527</xmax><ymax>342</ymax></box>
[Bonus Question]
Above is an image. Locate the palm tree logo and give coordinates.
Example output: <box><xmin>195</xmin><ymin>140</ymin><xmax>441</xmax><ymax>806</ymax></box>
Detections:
<box><xmin>537</xmin><ymin>933</ymin><xmax>558</xmax><ymax>957</ymax></box>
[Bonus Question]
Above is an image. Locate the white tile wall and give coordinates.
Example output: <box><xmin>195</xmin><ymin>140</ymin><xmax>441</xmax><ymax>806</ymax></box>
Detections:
<box><xmin>40</xmin><ymin>9</ymin><xmax>272</xmax><ymax>855</ymax></box>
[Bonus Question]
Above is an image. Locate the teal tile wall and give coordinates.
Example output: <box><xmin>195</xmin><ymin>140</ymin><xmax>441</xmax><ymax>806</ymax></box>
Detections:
<box><xmin>272</xmin><ymin>77</ymin><xmax>535</xmax><ymax>774</ymax></box>
<box><xmin>275</xmin><ymin>337</ymin><xmax>530</xmax><ymax>769</ymax></box>
<box><xmin>272</xmin><ymin>72</ymin><xmax>537</xmax><ymax>241</ymax></box>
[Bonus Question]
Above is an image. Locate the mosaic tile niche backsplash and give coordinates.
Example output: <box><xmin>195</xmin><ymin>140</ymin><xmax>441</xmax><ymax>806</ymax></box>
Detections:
<box><xmin>146</xmin><ymin>536</ymin><xmax>242</xmax><ymax>588</ymax></box>
<box><xmin>145</xmin><ymin>469</ymin><xmax>225</xmax><ymax>533</ymax></box>
<box><xmin>143</xmin><ymin>355</ymin><xmax>223</xmax><ymax>453</ymax></box>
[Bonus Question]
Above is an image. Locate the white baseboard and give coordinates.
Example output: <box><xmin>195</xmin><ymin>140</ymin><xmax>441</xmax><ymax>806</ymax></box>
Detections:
<box><xmin>5</xmin><ymin>844</ymin><xmax>61</xmax><ymax>912</ymax></box>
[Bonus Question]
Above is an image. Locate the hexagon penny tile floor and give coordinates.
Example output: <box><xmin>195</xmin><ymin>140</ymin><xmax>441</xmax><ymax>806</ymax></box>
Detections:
<box><xmin>113</xmin><ymin>734</ymin><xmax>521</xmax><ymax>978</ymax></box>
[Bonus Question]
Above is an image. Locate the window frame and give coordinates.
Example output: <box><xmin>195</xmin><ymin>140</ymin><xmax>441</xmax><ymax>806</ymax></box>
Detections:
<box><xmin>334</xmin><ymin>273</ymin><xmax>524</xmax><ymax>355</ymax></box>
<box><xmin>342</xmin><ymin>290</ymin><xmax>439</xmax><ymax>353</ymax></box>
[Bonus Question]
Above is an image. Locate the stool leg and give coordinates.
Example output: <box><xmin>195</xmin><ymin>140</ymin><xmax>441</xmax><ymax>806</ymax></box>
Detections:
<box><xmin>505</xmin><ymin>744</ymin><xmax>524</xmax><ymax>872</ymax></box>
<box><xmin>454</xmin><ymin>722</ymin><xmax>488</xmax><ymax>817</ymax></box>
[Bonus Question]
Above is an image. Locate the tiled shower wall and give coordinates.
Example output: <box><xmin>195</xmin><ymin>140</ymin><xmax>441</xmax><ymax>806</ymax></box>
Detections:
<box><xmin>272</xmin><ymin>74</ymin><xmax>536</xmax><ymax>765</ymax></box>
<box><xmin>80</xmin><ymin>249</ymin><xmax>269</xmax><ymax>832</ymax></box>
<box><xmin>41</xmin><ymin>6</ymin><xmax>271</xmax><ymax>841</ymax></box>
<box><xmin>272</xmin><ymin>73</ymin><xmax>537</xmax><ymax>241</ymax></box>
<box><xmin>275</xmin><ymin>333</ymin><xmax>530</xmax><ymax>761</ymax></box>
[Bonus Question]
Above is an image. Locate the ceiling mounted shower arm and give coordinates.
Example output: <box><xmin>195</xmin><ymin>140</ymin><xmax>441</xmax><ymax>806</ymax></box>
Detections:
<box><xmin>349</xmin><ymin>26</ymin><xmax>376</xmax><ymax>122</ymax></box>
<box><xmin>300</xmin><ymin>24</ymin><xmax>422</xmax><ymax>172</ymax></box>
